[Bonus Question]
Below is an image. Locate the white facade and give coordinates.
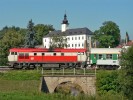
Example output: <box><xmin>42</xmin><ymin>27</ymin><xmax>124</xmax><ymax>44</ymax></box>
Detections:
<box><xmin>43</xmin><ymin>34</ymin><xmax>92</xmax><ymax>49</ymax></box>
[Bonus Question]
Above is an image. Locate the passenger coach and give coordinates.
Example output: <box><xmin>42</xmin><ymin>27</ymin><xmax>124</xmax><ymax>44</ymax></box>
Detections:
<box><xmin>90</xmin><ymin>48</ymin><xmax>121</xmax><ymax>69</ymax></box>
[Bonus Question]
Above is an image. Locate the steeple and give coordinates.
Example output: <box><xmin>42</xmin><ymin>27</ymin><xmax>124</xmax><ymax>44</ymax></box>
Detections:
<box><xmin>61</xmin><ymin>13</ymin><xmax>69</xmax><ymax>32</ymax></box>
<box><xmin>62</xmin><ymin>13</ymin><xmax>69</xmax><ymax>25</ymax></box>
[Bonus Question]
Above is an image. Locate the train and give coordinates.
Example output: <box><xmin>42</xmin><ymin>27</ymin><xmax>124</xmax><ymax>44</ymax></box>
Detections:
<box><xmin>8</xmin><ymin>48</ymin><xmax>121</xmax><ymax>69</ymax></box>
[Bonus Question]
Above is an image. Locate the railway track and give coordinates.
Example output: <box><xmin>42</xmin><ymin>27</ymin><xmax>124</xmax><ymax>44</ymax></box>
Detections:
<box><xmin>0</xmin><ymin>66</ymin><xmax>13</xmax><ymax>72</ymax></box>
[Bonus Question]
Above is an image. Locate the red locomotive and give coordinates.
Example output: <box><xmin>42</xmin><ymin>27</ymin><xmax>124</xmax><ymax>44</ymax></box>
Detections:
<box><xmin>8</xmin><ymin>48</ymin><xmax>89</xmax><ymax>69</ymax></box>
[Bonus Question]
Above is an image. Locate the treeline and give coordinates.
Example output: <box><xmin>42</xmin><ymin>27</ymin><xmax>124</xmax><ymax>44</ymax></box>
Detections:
<box><xmin>0</xmin><ymin>20</ymin><xmax>54</xmax><ymax>65</ymax></box>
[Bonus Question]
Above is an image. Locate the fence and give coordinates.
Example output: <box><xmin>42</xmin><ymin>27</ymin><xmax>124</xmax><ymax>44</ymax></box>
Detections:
<box><xmin>39</xmin><ymin>67</ymin><xmax>96</xmax><ymax>76</ymax></box>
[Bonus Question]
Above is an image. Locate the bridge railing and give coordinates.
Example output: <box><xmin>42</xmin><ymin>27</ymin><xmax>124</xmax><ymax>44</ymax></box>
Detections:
<box><xmin>40</xmin><ymin>67</ymin><xmax>96</xmax><ymax>76</ymax></box>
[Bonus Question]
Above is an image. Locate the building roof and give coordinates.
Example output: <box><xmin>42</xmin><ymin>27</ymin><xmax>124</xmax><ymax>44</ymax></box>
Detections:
<box><xmin>44</xmin><ymin>27</ymin><xmax>93</xmax><ymax>38</ymax></box>
<box><xmin>117</xmin><ymin>40</ymin><xmax>133</xmax><ymax>48</ymax></box>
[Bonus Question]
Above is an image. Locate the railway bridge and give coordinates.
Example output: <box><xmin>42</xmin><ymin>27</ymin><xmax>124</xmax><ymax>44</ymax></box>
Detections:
<box><xmin>40</xmin><ymin>75</ymin><xmax>96</xmax><ymax>95</ymax></box>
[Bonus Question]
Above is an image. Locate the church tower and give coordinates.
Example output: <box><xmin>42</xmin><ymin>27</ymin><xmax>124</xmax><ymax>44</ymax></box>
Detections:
<box><xmin>61</xmin><ymin>13</ymin><xmax>69</xmax><ymax>32</ymax></box>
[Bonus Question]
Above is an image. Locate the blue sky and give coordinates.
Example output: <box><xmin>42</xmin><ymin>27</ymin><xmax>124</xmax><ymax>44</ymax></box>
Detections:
<box><xmin>0</xmin><ymin>0</ymin><xmax>133</xmax><ymax>39</ymax></box>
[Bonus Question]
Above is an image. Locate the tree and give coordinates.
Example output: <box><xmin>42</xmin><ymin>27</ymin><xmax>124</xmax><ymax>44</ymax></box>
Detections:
<box><xmin>93</xmin><ymin>21</ymin><xmax>120</xmax><ymax>47</ymax></box>
<box><xmin>119</xmin><ymin>45</ymin><xmax>133</xmax><ymax>99</ymax></box>
<box><xmin>49</xmin><ymin>35</ymin><xmax>67</xmax><ymax>49</ymax></box>
<box><xmin>0</xmin><ymin>28</ymin><xmax>24</xmax><ymax>65</ymax></box>
<box><xmin>24</xmin><ymin>20</ymin><xmax>36</xmax><ymax>48</ymax></box>
<box><xmin>34</xmin><ymin>24</ymin><xmax>54</xmax><ymax>45</ymax></box>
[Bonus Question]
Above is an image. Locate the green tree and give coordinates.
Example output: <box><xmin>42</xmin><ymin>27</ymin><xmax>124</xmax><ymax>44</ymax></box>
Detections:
<box><xmin>34</xmin><ymin>24</ymin><xmax>54</xmax><ymax>45</ymax></box>
<box><xmin>93</xmin><ymin>21</ymin><xmax>120</xmax><ymax>47</ymax></box>
<box><xmin>24</xmin><ymin>20</ymin><xmax>36</xmax><ymax>48</ymax></box>
<box><xmin>119</xmin><ymin>45</ymin><xmax>133</xmax><ymax>99</ymax></box>
<box><xmin>0</xmin><ymin>28</ymin><xmax>24</xmax><ymax>65</ymax></box>
<box><xmin>96</xmin><ymin>71</ymin><xmax>119</xmax><ymax>95</ymax></box>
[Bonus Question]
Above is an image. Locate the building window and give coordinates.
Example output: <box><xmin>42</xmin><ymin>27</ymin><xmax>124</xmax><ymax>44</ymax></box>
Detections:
<box><xmin>67</xmin><ymin>44</ymin><xmax>70</xmax><ymax>47</ymax></box>
<box><xmin>82</xmin><ymin>43</ymin><xmax>84</xmax><ymax>47</ymax></box>
<box><xmin>82</xmin><ymin>36</ymin><xmax>84</xmax><ymax>40</ymax></box>
<box><xmin>75</xmin><ymin>44</ymin><xmax>77</xmax><ymax>47</ymax></box>
<box><xmin>75</xmin><ymin>37</ymin><xmax>77</xmax><ymax>40</ymax></box>
<box><xmin>72</xmin><ymin>44</ymin><xmax>73</xmax><ymax>47</ymax></box>
<box><xmin>79</xmin><ymin>37</ymin><xmax>80</xmax><ymax>40</ymax></box>
<box><xmin>106</xmin><ymin>54</ymin><xmax>112</xmax><ymax>59</ymax></box>
<box><xmin>72</xmin><ymin>37</ymin><xmax>73</xmax><ymax>40</ymax></box>
<box><xmin>45</xmin><ymin>39</ymin><xmax>46</xmax><ymax>42</ymax></box>
<box><xmin>67</xmin><ymin>37</ymin><xmax>70</xmax><ymax>40</ymax></box>
<box><xmin>78</xmin><ymin>44</ymin><xmax>80</xmax><ymax>47</ymax></box>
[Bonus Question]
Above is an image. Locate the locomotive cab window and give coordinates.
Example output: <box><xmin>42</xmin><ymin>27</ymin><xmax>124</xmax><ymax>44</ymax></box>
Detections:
<box><xmin>11</xmin><ymin>52</ymin><xmax>14</xmax><ymax>55</ymax></box>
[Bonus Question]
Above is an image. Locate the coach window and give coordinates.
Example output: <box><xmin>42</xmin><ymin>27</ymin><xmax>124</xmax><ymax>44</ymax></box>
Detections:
<box><xmin>99</xmin><ymin>54</ymin><xmax>103</xmax><ymax>59</ymax></box>
<box><xmin>53</xmin><ymin>53</ymin><xmax>56</xmax><ymax>56</ymax></box>
<box><xmin>106</xmin><ymin>54</ymin><xmax>112</xmax><ymax>59</ymax></box>
<box><xmin>34</xmin><ymin>53</ymin><xmax>37</xmax><ymax>56</ymax></box>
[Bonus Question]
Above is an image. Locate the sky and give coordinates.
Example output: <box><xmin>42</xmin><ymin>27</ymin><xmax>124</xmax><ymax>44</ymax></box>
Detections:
<box><xmin>0</xmin><ymin>0</ymin><xmax>133</xmax><ymax>39</ymax></box>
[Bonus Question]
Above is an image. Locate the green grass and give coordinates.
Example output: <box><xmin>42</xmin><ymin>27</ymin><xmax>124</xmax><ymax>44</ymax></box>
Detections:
<box><xmin>0</xmin><ymin>70</ymin><xmax>126</xmax><ymax>100</ymax></box>
<box><xmin>0</xmin><ymin>70</ymin><xmax>41</xmax><ymax>80</ymax></box>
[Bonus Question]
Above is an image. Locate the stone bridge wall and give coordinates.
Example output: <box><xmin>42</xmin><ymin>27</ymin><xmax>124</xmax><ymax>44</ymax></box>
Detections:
<box><xmin>41</xmin><ymin>75</ymin><xmax>96</xmax><ymax>95</ymax></box>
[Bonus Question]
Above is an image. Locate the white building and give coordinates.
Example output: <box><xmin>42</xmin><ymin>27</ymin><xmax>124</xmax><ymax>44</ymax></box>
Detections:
<box><xmin>43</xmin><ymin>14</ymin><xmax>93</xmax><ymax>49</ymax></box>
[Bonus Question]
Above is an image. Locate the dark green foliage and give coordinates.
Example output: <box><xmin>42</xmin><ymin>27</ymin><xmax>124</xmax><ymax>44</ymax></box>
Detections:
<box><xmin>96</xmin><ymin>70</ymin><xmax>119</xmax><ymax>95</ymax></box>
<box><xmin>119</xmin><ymin>45</ymin><xmax>133</xmax><ymax>99</ymax></box>
<box><xmin>93</xmin><ymin>21</ymin><xmax>120</xmax><ymax>48</ymax></box>
<box><xmin>0</xmin><ymin>27</ymin><xmax>24</xmax><ymax>65</ymax></box>
<box><xmin>34</xmin><ymin>24</ymin><xmax>54</xmax><ymax>45</ymax></box>
<box><xmin>24</xmin><ymin>20</ymin><xmax>36</xmax><ymax>48</ymax></box>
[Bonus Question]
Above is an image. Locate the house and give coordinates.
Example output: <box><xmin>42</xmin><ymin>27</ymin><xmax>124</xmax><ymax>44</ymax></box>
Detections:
<box><xmin>43</xmin><ymin>14</ymin><xmax>93</xmax><ymax>50</ymax></box>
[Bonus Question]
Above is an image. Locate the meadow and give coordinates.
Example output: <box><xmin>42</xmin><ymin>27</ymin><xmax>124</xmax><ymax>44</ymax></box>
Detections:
<box><xmin>0</xmin><ymin>70</ymin><xmax>125</xmax><ymax>100</ymax></box>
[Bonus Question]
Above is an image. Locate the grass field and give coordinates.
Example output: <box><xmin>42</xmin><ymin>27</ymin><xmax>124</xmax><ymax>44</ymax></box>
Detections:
<box><xmin>0</xmin><ymin>70</ymin><xmax>125</xmax><ymax>100</ymax></box>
